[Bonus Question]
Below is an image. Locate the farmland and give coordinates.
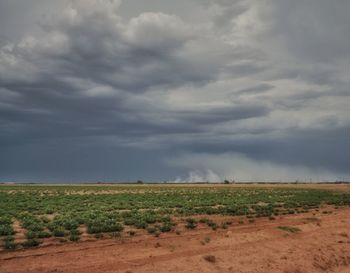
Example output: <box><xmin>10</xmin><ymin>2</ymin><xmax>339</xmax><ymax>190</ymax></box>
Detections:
<box><xmin>1</xmin><ymin>184</ymin><xmax>350</xmax><ymax>273</ymax></box>
<box><xmin>1</xmin><ymin>184</ymin><xmax>350</xmax><ymax>250</ymax></box>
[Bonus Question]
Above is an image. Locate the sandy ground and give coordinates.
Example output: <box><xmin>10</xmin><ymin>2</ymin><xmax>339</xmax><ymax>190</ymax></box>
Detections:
<box><xmin>1</xmin><ymin>206</ymin><xmax>350</xmax><ymax>273</ymax></box>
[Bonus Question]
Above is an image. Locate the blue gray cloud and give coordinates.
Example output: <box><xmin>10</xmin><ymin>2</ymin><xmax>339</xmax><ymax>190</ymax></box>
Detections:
<box><xmin>0</xmin><ymin>0</ymin><xmax>349</xmax><ymax>182</ymax></box>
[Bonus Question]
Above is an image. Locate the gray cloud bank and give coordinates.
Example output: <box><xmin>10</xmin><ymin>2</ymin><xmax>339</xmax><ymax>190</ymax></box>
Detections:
<box><xmin>0</xmin><ymin>0</ymin><xmax>349</xmax><ymax>182</ymax></box>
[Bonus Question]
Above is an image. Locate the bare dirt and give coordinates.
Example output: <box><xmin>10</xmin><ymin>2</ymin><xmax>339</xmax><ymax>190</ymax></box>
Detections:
<box><xmin>1</xmin><ymin>206</ymin><xmax>349</xmax><ymax>273</ymax></box>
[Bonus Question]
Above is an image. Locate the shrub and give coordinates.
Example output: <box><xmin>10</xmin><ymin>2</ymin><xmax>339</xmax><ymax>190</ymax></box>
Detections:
<box><xmin>4</xmin><ymin>241</ymin><xmax>16</xmax><ymax>250</ymax></box>
<box><xmin>185</xmin><ymin>218</ymin><xmax>197</xmax><ymax>229</ymax></box>
<box><xmin>144</xmin><ymin>214</ymin><xmax>157</xmax><ymax>224</ymax></box>
<box><xmin>22</xmin><ymin>238</ymin><xmax>41</xmax><ymax>248</ymax></box>
<box><xmin>206</xmin><ymin>220</ymin><xmax>217</xmax><ymax>230</ymax></box>
<box><xmin>26</xmin><ymin>231</ymin><xmax>37</xmax><ymax>239</ymax></box>
<box><xmin>160</xmin><ymin>222</ymin><xmax>172</xmax><ymax>232</ymax></box>
<box><xmin>123</xmin><ymin>218</ymin><xmax>136</xmax><ymax>226</ymax></box>
<box><xmin>69</xmin><ymin>234</ymin><xmax>80</xmax><ymax>242</ymax></box>
<box><xmin>0</xmin><ymin>216</ymin><xmax>12</xmax><ymax>226</ymax></box>
<box><xmin>3</xmin><ymin>236</ymin><xmax>16</xmax><ymax>250</ymax></box>
<box><xmin>53</xmin><ymin>228</ymin><xmax>66</xmax><ymax>237</ymax></box>
<box><xmin>134</xmin><ymin>220</ymin><xmax>147</xmax><ymax>229</ymax></box>
<box><xmin>45</xmin><ymin>208</ymin><xmax>54</xmax><ymax>214</ymax></box>
<box><xmin>0</xmin><ymin>225</ymin><xmax>15</xmax><ymax>236</ymax></box>
<box><xmin>70</xmin><ymin>229</ymin><xmax>81</xmax><ymax>236</ymax></box>
<box><xmin>19</xmin><ymin>214</ymin><xmax>45</xmax><ymax>232</ymax></box>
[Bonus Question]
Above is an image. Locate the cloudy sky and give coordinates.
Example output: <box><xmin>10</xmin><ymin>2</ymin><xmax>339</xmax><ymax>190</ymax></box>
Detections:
<box><xmin>0</xmin><ymin>0</ymin><xmax>349</xmax><ymax>182</ymax></box>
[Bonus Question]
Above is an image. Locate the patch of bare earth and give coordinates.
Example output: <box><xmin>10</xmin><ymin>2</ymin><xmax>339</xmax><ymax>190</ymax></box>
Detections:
<box><xmin>1</xmin><ymin>207</ymin><xmax>350</xmax><ymax>273</ymax></box>
<box><xmin>12</xmin><ymin>220</ymin><xmax>26</xmax><ymax>245</ymax></box>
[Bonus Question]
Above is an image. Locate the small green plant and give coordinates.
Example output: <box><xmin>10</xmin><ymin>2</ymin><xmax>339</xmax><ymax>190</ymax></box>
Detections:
<box><xmin>26</xmin><ymin>231</ymin><xmax>37</xmax><ymax>239</ymax></box>
<box><xmin>4</xmin><ymin>240</ymin><xmax>16</xmax><ymax>250</ymax></box>
<box><xmin>45</xmin><ymin>208</ymin><xmax>54</xmax><ymax>214</ymax></box>
<box><xmin>38</xmin><ymin>231</ymin><xmax>52</xmax><ymax>238</ymax></box>
<box><xmin>53</xmin><ymin>228</ymin><xmax>66</xmax><ymax>237</ymax></box>
<box><xmin>185</xmin><ymin>218</ymin><xmax>197</xmax><ymax>229</ymax></box>
<box><xmin>134</xmin><ymin>220</ymin><xmax>147</xmax><ymax>229</ymax></box>
<box><xmin>160</xmin><ymin>222</ymin><xmax>172</xmax><ymax>232</ymax></box>
<box><xmin>0</xmin><ymin>225</ymin><xmax>15</xmax><ymax>236</ymax></box>
<box><xmin>70</xmin><ymin>229</ymin><xmax>81</xmax><ymax>236</ymax></box>
<box><xmin>3</xmin><ymin>236</ymin><xmax>16</xmax><ymax>250</ymax></box>
<box><xmin>22</xmin><ymin>238</ymin><xmax>41</xmax><ymax>248</ymax></box>
<box><xmin>69</xmin><ymin>234</ymin><xmax>80</xmax><ymax>242</ymax></box>
<box><xmin>206</xmin><ymin>220</ymin><xmax>217</xmax><ymax>230</ymax></box>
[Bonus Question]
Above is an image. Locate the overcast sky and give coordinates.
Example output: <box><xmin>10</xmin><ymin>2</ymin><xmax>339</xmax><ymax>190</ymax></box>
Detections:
<box><xmin>0</xmin><ymin>0</ymin><xmax>349</xmax><ymax>182</ymax></box>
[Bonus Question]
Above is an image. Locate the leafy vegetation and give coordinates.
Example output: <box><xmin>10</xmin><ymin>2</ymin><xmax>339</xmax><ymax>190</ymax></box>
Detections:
<box><xmin>0</xmin><ymin>184</ymin><xmax>349</xmax><ymax>249</ymax></box>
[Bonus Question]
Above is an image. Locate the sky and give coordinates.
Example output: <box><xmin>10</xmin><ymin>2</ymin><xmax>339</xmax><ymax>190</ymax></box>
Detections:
<box><xmin>0</xmin><ymin>0</ymin><xmax>350</xmax><ymax>182</ymax></box>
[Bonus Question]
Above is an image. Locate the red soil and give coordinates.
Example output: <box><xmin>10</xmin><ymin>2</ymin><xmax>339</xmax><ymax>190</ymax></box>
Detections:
<box><xmin>1</xmin><ymin>206</ymin><xmax>350</xmax><ymax>273</ymax></box>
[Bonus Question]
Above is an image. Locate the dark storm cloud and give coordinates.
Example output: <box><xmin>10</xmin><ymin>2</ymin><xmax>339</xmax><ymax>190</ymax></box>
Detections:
<box><xmin>172</xmin><ymin>105</ymin><xmax>270</xmax><ymax>124</ymax></box>
<box><xmin>264</xmin><ymin>0</ymin><xmax>350</xmax><ymax>63</ymax></box>
<box><xmin>235</xmin><ymin>84</ymin><xmax>274</xmax><ymax>95</ymax></box>
<box><xmin>0</xmin><ymin>0</ymin><xmax>349</xmax><ymax>181</ymax></box>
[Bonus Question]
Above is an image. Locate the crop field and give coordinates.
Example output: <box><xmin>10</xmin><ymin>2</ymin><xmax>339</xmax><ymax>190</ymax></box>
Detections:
<box><xmin>1</xmin><ymin>184</ymin><xmax>350</xmax><ymax>251</ymax></box>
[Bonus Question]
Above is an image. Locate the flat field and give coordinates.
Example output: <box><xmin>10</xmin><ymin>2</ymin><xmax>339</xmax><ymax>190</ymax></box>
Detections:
<box><xmin>1</xmin><ymin>183</ymin><xmax>350</xmax><ymax>273</ymax></box>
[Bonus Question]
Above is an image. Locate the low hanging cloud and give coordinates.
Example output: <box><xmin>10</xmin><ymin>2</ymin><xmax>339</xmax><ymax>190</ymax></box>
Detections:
<box><xmin>167</xmin><ymin>153</ymin><xmax>347</xmax><ymax>182</ymax></box>
<box><xmin>0</xmin><ymin>0</ymin><xmax>349</xmax><ymax>181</ymax></box>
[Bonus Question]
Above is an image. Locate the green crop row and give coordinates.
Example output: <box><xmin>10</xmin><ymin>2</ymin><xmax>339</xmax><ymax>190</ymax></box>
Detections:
<box><xmin>1</xmin><ymin>185</ymin><xmax>349</xmax><ymax>250</ymax></box>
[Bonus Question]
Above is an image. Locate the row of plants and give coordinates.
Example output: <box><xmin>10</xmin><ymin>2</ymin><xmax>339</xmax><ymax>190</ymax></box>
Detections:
<box><xmin>1</xmin><ymin>185</ymin><xmax>350</xmax><ymax>250</ymax></box>
<box><xmin>2</xmin><ymin>187</ymin><xmax>349</xmax><ymax>218</ymax></box>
